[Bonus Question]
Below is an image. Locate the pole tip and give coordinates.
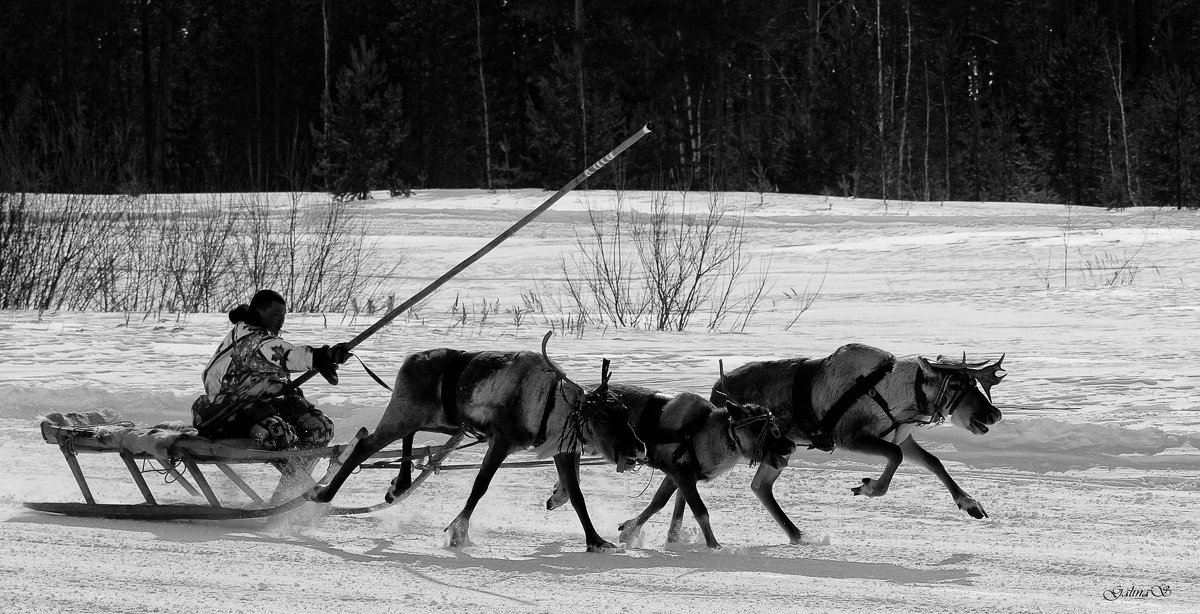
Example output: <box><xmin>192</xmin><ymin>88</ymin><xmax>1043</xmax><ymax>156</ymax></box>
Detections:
<box><xmin>643</xmin><ymin>122</ymin><xmax>655</xmax><ymax>133</ymax></box>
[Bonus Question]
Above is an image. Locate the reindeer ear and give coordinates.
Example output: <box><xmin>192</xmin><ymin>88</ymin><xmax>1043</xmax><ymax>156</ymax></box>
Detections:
<box><xmin>916</xmin><ymin>355</ymin><xmax>937</xmax><ymax>377</ymax></box>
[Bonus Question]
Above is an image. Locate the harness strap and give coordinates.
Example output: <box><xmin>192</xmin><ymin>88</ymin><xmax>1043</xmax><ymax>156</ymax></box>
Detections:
<box><xmin>440</xmin><ymin>351</ymin><xmax>479</xmax><ymax>425</ymax></box>
<box><xmin>631</xmin><ymin>394</ymin><xmax>708</xmax><ymax>470</ymax></box>
<box><xmin>666</xmin><ymin>412</ymin><xmax>709</xmax><ymax>474</ymax></box>
<box><xmin>791</xmin><ymin>358</ymin><xmax>834</xmax><ymax>451</ymax></box>
<box><xmin>532</xmin><ymin>376</ymin><xmax>562</xmax><ymax>447</ymax></box>
<box><xmin>913</xmin><ymin>367</ymin><xmax>929</xmax><ymax>413</ymax></box>
<box><xmin>634</xmin><ymin>394</ymin><xmax>670</xmax><ymax>455</ymax></box>
<box><xmin>818</xmin><ymin>364</ymin><xmax>895</xmax><ymax>437</ymax></box>
<box><xmin>876</xmin><ymin>368</ymin><xmax>947</xmax><ymax>438</ymax></box>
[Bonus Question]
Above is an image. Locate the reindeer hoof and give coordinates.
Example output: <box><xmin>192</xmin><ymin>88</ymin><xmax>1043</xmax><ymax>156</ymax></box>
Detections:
<box><xmin>305</xmin><ymin>486</ymin><xmax>332</xmax><ymax>503</ymax></box>
<box><xmin>546</xmin><ymin>494</ymin><xmax>568</xmax><ymax>511</ymax></box>
<box><xmin>587</xmin><ymin>539</ymin><xmax>624</xmax><ymax>553</ymax></box>
<box><xmin>851</xmin><ymin>477</ymin><xmax>869</xmax><ymax>496</ymax></box>
<box><xmin>852</xmin><ymin>477</ymin><xmax>885</xmax><ymax>497</ymax></box>
<box><xmin>444</xmin><ymin>532</ymin><xmax>473</xmax><ymax>549</ymax></box>
<box><xmin>444</xmin><ymin>518</ymin><xmax>473</xmax><ymax>548</ymax></box>
<box><xmin>618</xmin><ymin>521</ymin><xmax>641</xmax><ymax>544</ymax></box>
<box><xmin>958</xmin><ymin>498</ymin><xmax>989</xmax><ymax>519</ymax></box>
<box><xmin>545</xmin><ymin>482</ymin><xmax>569</xmax><ymax>510</ymax></box>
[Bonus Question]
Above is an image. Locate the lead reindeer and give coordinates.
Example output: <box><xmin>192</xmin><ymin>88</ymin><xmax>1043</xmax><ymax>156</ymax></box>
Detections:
<box><xmin>309</xmin><ymin>332</ymin><xmax>646</xmax><ymax>552</ymax></box>
<box><xmin>710</xmin><ymin>343</ymin><xmax>1006</xmax><ymax>544</ymax></box>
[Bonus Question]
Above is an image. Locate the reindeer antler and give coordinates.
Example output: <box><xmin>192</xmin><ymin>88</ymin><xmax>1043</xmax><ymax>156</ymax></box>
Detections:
<box><xmin>970</xmin><ymin>353</ymin><xmax>1007</xmax><ymax>397</ymax></box>
<box><xmin>598</xmin><ymin>358</ymin><xmax>612</xmax><ymax>391</ymax></box>
<box><xmin>713</xmin><ymin>359</ymin><xmax>735</xmax><ymax>404</ymax></box>
<box><xmin>931</xmin><ymin>352</ymin><xmax>1008</xmax><ymax>398</ymax></box>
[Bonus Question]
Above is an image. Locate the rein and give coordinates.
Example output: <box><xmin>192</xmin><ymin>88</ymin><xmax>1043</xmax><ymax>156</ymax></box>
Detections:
<box><xmin>350</xmin><ymin>353</ymin><xmax>393</xmax><ymax>390</ymax></box>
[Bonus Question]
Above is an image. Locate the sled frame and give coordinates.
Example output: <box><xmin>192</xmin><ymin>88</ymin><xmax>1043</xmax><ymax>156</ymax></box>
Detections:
<box><xmin>25</xmin><ymin>422</ymin><xmax>464</xmax><ymax>520</ymax></box>
<box><xmin>27</xmin><ymin>422</ymin><xmax>608</xmax><ymax>521</ymax></box>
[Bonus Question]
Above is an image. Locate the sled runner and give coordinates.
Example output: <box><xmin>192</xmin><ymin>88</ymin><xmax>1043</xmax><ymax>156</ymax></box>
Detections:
<box><xmin>24</xmin><ymin>412</ymin><xmax>607</xmax><ymax>521</ymax></box>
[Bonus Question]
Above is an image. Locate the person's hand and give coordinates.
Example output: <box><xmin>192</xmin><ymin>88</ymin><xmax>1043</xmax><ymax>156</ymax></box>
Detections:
<box><xmin>328</xmin><ymin>343</ymin><xmax>352</xmax><ymax>364</ymax></box>
<box><xmin>313</xmin><ymin>345</ymin><xmax>342</xmax><ymax>385</ymax></box>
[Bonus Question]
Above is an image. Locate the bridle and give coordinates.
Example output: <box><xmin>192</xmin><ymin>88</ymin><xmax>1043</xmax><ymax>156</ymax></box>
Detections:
<box><xmin>917</xmin><ymin>368</ymin><xmax>974</xmax><ymax>416</ymax></box>
<box><xmin>539</xmin><ymin>331</ymin><xmax>618</xmax><ymax>453</ymax></box>
<box><xmin>724</xmin><ymin>401</ymin><xmax>784</xmax><ymax>464</ymax></box>
<box><xmin>876</xmin><ymin>368</ymin><xmax>977</xmax><ymax>438</ymax></box>
<box><xmin>554</xmin><ymin>382</ymin><xmax>619</xmax><ymax>452</ymax></box>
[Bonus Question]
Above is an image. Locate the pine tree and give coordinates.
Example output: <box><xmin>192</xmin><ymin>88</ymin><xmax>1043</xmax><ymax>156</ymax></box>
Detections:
<box><xmin>314</xmin><ymin>37</ymin><xmax>407</xmax><ymax>200</ymax></box>
<box><xmin>1133</xmin><ymin>66</ymin><xmax>1200</xmax><ymax>209</ymax></box>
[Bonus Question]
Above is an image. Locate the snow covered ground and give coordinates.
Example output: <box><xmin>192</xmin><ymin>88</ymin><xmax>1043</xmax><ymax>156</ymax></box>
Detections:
<box><xmin>1</xmin><ymin>189</ymin><xmax>1198</xmax><ymax>613</ymax></box>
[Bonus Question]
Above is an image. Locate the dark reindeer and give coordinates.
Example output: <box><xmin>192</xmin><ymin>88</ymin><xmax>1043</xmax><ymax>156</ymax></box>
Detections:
<box><xmin>710</xmin><ymin>343</ymin><xmax>1006</xmax><ymax>543</ymax></box>
<box><xmin>547</xmin><ymin>383</ymin><xmax>794</xmax><ymax>549</ymax></box>
<box><xmin>308</xmin><ymin>331</ymin><xmax>646</xmax><ymax>552</ymax></box>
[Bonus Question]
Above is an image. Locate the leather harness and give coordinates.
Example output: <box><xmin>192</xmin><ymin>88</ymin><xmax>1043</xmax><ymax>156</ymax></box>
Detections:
<box><xmin>789</xmin><ymin>359</ymin><xmax>833</xmax><ymax>451</ymax></box>
<box><xmin>723</xmin><ymin>357</ymin><xmax>966</xmax><ymax>454</ymax></box>
<box><xmin>440</xmin><ymin>350</ymin><xmax>478</xmax><ymax>423</ymax></box>
<box><xmin>440</xmin><ymin>350</ymin><xmax>562</xmax><ymax>447</ymax></box>
<box><xmin>635</xmin><ymin>394</ymin><xmax>710</xmax><ymax>472</ymax></box>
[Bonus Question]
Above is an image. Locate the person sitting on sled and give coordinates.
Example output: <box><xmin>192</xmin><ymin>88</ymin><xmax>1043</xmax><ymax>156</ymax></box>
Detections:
<box><xmin>192</xmin><ymin>289</ymin><xmax>350</xmax><ymax>450</ymax></box>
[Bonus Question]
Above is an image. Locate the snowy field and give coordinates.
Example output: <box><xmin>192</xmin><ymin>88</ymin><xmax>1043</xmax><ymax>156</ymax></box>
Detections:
<box><xmin>2</xmin><ymin>189</ymin><xmax>1198</xmax><ymax>613</ymax></box>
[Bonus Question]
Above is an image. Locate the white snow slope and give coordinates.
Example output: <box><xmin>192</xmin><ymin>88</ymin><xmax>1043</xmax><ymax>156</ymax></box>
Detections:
<box><xmin>1</xmin><ymin>189</ymin><xmax>1197</xmax><ymax>613</ymax></box>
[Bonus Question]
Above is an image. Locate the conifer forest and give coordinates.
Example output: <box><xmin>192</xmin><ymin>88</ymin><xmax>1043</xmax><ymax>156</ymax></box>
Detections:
<box><xmin>2</xmin><ymin>0</ymin><xmax>1198</xmax><ymax>207</ymax></box>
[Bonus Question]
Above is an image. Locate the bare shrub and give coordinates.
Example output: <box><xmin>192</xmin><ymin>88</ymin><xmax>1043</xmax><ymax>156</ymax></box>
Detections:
<box><xmin>1080</xmin><ymin>247</ymin><xmax>1143</xmax><ymax>287</ymax></box>
<box><xmin>0</xmin><ymin>192</ymin><xmax>401</xmax><ymax>314</ymax></box>
<box><xmin>781</xmin><ymin>267</ymin><xmax>827</xmax><ymax>331</ymax></box>
<box><xmin>0</xmin><ymin>193</ymin><xmax>132</xmax><ymax>311</ymax></box>
<box><xmin>562</xmin><ymin>202</ymin><xmax>646</xmax><ymax>328</ymax></box>
<box><xmin>561</xmin><ymin>191</ymin><xmax>771</xmax><ymax>331</ymax></box>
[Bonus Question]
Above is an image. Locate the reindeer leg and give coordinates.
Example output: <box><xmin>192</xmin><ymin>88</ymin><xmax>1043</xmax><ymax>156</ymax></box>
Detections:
<box><xmin>553</xmin><ymin>451</ymin><xmax>620</xmax><ymax>553</ymax></box>
<box><xmin>846</xmin><ymin>436</ymin><xmax>903</xmax><ymax>497</ymax></box>
<box><xmin>900</xmin><ymin>436</ymin><xmax>988</xmax><ymax>519</ymax></box>
<box><xmin>445</xmin><ymin>439</ymin><xmax>510</xmax><ymax>548</ymax></box>
<box><xmin>666</xmin><ymin>490</ymin><xmax>687</xmax><ymax>543</ymax></box>
<box><xmin>619</xmin><ymin>476</ymin><xmax>677</xmax><ymax>544</ymax></box>
<box><xmin>750</xmin><ymin>460</ymin><xmax>803</xmax><ymax>544</ymax></box>
<box><xmin>675</xmin><ymin>476</ymin><xmax>721</xmax><ymax>549</ymax></box>
<box><xmin>308</xmin><ymin>427</ymin><xmax>390</xmax><ymax>503</ymax></box>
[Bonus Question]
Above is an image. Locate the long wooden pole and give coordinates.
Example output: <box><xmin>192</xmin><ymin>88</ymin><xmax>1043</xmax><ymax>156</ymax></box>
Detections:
<box><xmin>292</xmin><ymin>123</ymin><xmax>653</xmax><ymax>389</ymax></box>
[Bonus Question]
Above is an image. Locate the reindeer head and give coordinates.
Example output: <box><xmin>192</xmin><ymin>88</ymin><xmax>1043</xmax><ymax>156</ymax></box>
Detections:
<box><xmin>717</xmin><ymin>359</ymin><xmax>795</xmax><ymax>466</ymax></box>
<box><xmin>917</xmin><ymin>353</ymin><xmax>1007</xmax><ymax>435</ymax></box>
<box><xmin>724</xmin><ymin>400</ymin><xmax>795</xmax><ymax>467</ymax></box>
<box><xmin>540</xmin><ymin>332</ymin><xmax>646</xmax><ymax>470</ymax></box>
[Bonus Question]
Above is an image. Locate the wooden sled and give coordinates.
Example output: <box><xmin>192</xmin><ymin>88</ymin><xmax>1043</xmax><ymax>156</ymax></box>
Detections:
<box><xmin>25</xmin><ymin>414</ymin><xmax>608</xmax><ymax>521</ymax></box>
<box><xmin>23</xmin><ymin>413</ymin><xmax>471</xmax><ymax>521</ymax></box>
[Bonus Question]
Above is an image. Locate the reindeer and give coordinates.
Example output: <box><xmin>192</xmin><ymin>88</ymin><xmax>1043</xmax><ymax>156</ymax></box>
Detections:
<box><xmin>710</xmin><ymin>343</ymin><xmax>1006</xmax><ymax>544</ymax></box>
<box><xmin>546</xmin><ymin>383</ymin><xmax>794</xmax><ymax>549</ymax></box>
<box><xmin>308</xmin><ymin>332</ymin><xmax>646</xmax><ymax>552</ymax></box>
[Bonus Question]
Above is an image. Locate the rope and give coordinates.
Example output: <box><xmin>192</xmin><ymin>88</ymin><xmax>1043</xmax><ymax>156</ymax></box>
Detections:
<box><xmin>349</xmin><ymin>353</ymin><xmax>392</xmax><ymax>390</ymax></box>
<box><xmin>631</xmin><ymin>467</ymin><xmax>656</xmax><ymax>498</ymax></box>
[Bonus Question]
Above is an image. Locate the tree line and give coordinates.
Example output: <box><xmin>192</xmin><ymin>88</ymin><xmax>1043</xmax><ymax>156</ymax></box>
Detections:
<box><xmin>1</xmin><ymin>0</ymin><xmax>1197</xmax><ymax>207</ymax></box>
